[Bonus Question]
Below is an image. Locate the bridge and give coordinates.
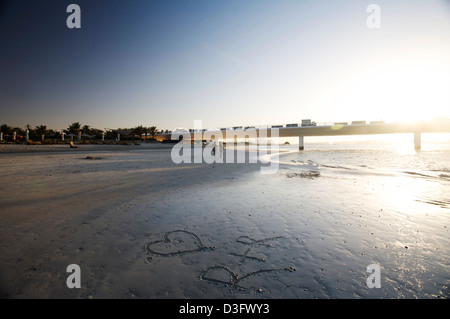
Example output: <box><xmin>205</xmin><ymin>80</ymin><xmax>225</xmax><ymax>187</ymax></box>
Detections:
<box><xmin>153</xmin><ymin>120</ymin><xmax>450</xmax><ymax>151</ymax></box>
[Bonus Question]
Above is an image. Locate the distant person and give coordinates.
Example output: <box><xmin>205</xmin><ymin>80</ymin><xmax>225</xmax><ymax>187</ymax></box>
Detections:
<box><xmin>211</xmin><ymin>140</ymin><xmax>216</xmax><ymax>156</ymax></box>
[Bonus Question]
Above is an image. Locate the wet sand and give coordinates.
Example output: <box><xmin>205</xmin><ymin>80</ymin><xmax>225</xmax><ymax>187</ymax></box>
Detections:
<box><xmin>0</xmin><ymin>143</ymin><xmax>265</xmax><ymax>298</ymax></box>
<box><xmin>0</xmin><ymin>143</ymin><xmax>448</xmax><ymax>298</ymax></box>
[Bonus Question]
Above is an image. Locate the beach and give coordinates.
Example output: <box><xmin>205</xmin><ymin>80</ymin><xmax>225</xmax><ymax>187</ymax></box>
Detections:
<box><xmin>0</xmin><ymin>142</ymin><xmax>449</xmax><ymax>298</ymax></box>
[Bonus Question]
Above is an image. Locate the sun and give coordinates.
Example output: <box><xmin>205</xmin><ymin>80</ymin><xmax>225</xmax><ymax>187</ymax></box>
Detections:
<box><xmin>334</xmin><ymin>55</ymin><xmax>450</xmax><ymax>124</ymax></box>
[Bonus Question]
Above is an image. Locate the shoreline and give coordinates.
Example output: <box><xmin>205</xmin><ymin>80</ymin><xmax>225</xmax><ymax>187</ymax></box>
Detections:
<box><xmin>0</xmin><ymin>142</ymin><xmax>175</xmax><ymax>154</ymax></box>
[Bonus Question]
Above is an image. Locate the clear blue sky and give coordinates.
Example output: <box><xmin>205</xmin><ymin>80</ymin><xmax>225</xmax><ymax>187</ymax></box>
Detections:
<box><xmin>1</xmin><ymin>0</ymin><xmax>449</xmax><ymax>131</ymax></box>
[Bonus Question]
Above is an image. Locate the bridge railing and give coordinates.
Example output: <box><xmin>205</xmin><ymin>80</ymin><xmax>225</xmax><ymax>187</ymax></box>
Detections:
<box><xmin>156</xmin><ymin>120</ymin><xmax>392</xmax><ymax>135</ymax></box>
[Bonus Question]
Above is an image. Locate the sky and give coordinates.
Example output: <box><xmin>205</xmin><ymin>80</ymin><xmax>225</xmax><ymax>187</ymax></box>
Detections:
<box><xmin>1</xmin><ymin>0</ymin><xmax>450</xmax><ymax>131</ymax></box>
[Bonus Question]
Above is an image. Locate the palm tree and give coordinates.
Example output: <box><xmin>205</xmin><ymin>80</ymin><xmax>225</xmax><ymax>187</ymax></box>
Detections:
<box><xmin>35</xmin><ymin>125</ymin><xmax>48</xmax><ymax>140</ymax></box>
<box><xmin>82</xmin><ymin>125</ymin><xmax>91</xmax><ymax>135</ymax></box>
<box><xmin>34</xmin><ymin>125</ymin><xmax>47</xmax><ymax>134</ymax></box>
<box><xmin>133</xmin><ymin>125</ymin><xmax>145</xmax><ymax>140</ymax></box>
<box><xmin>67</xmin><ymin>122</ymin><xmax>81</xmax><ymax>135</ymax></box>
<box><xmin>0</xmin><ymin>124</ymin><xmax>13</xmax><ymax>137</ymax></box>
<box><xmin>149</xmin><ymin>126</ymin><xmax>157</xmax><ymax>139</ymax></box>
<box><xmin>143</xmin><ymin>126</ymin><xmax>150</xmax><ymax>141</ymax></box>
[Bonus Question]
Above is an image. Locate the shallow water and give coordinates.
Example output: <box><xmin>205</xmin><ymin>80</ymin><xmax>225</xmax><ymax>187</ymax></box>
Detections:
<box><xmin>261</xmin><ymin>141</ymin><xmax>450</xmax><ymax>298</ymax></box>
<box><xmin>277</xmin><ymin>142</ymin><xmax>450</xmax><ymax>209</ymax></box>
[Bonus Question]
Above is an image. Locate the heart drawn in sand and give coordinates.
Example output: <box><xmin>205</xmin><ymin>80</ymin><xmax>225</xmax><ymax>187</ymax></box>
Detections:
<box><xmin>145</xmin><ymin>230</ymin><xmax>214</xmax><ymax>256</ymax></box>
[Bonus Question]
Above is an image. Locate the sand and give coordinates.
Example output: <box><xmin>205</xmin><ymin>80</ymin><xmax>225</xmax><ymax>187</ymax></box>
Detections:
<box><xmin>0</xmin><ymin>143</ymin><xmax>448</xmax><ymax>299</ymax></box>
<box><xmin>0</xmin><ymin>143</ymin><xmax>264</xmax><ymax>298</ymax></box>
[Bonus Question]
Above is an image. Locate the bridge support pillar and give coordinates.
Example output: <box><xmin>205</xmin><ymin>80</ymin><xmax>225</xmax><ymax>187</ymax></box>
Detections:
<box><xmin>414</xmin><ymin>132</ymin><xmax>421</xmax><ymax>151</ymax></box>
<box><xmin>299</xmin><ymin>136</ymin><xmax>304</xmax><ymax>151</ymax></box>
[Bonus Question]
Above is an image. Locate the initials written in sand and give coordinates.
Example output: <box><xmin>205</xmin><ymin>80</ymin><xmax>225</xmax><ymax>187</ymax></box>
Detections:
<box><xmin>144</xmin><ymin>229</ymin><xmax>295</xmax><ymax>292</ymax></box>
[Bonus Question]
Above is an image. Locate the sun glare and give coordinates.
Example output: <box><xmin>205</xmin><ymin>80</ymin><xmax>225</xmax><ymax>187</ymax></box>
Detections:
<box><xmin>334</xmin><ymin>54</ymin><xmax>450</xmax><ymax>124</ymax></box>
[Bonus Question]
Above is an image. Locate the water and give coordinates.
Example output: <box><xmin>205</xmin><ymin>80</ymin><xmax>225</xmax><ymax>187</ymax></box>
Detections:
<box><xmin>277</xmin><ymin>141</ymin><xmax>450</xmax><ymax>207</ymax></box>
<box><xmin>262</xmin><ymin>140</ymin><xmax>450</xmax><ymax>298</ymax></box>
<box><xmin>280</xmin><ymin>140</ymin><xmax>449</xmax><ymax>171</ymax></box>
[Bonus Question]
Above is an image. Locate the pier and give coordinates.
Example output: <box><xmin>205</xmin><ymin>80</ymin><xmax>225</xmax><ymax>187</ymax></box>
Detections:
<box><xmin>153</xmin><ymin>120</ymin><xmax>450</xmax><ymax>151</ymax></box>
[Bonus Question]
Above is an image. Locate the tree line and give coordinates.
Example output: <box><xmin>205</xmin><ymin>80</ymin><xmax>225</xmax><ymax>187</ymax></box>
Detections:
<box><xmin>0</xmin><ymin>122</ymin><xmax>158</xmax><ymax>141</ymax></box>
